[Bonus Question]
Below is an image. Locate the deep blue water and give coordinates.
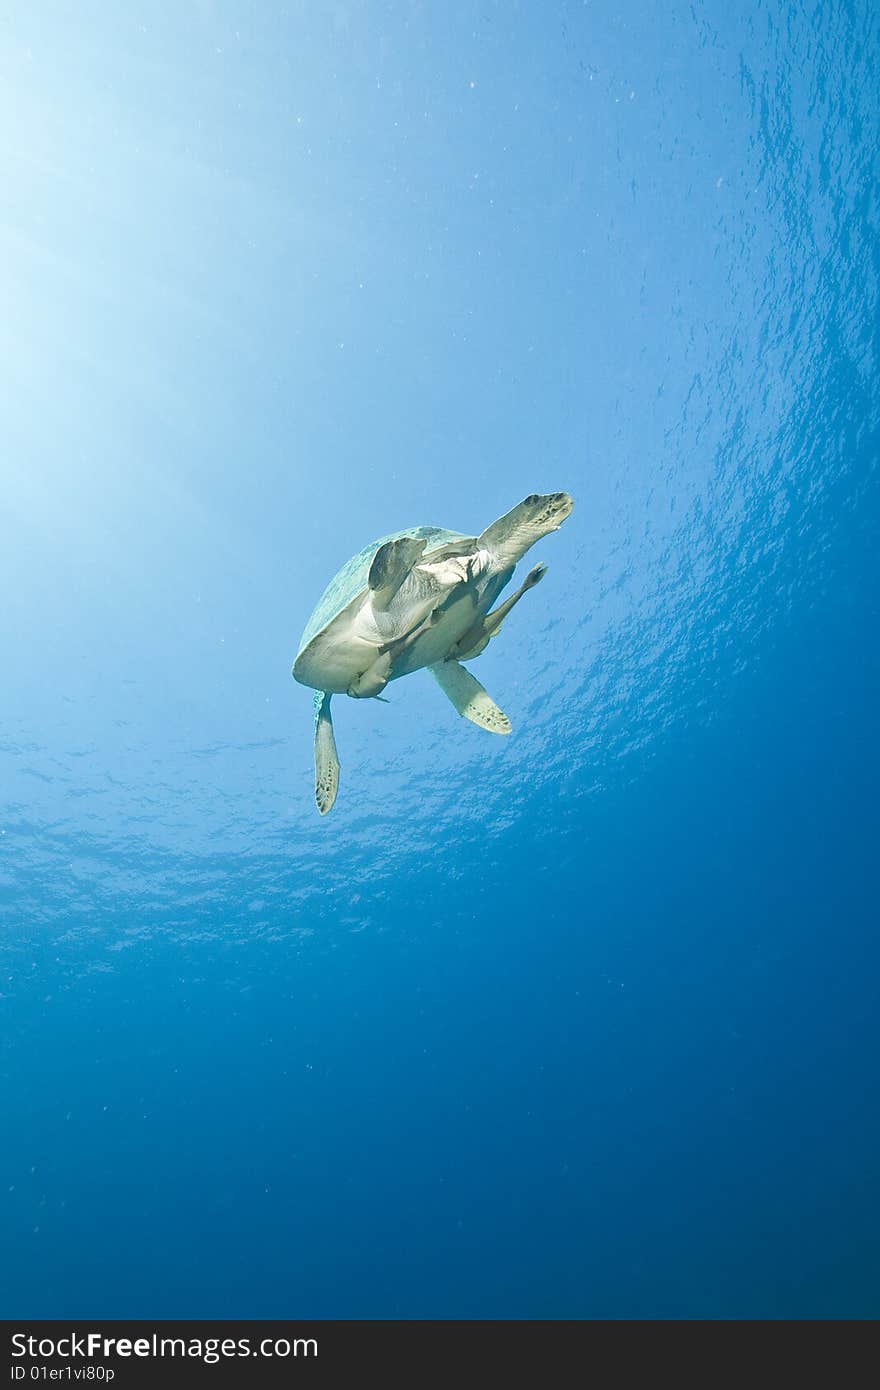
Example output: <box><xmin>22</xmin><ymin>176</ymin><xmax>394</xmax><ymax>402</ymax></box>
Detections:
<box><xmin>1</xmin><ymin>2</ymin><xmax>878</xmax><ymax>1319</ymax></box>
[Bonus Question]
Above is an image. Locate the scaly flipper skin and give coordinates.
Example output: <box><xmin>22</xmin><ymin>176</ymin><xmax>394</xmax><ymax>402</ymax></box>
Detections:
<box><xmin>429</xmin><ymin>659</ymin><xmax>512</xmax><ymax>735</ymax></box>
<box><xmin>453</xmin><ymin>562</ymin><xmax>547</xmax><ymax>660</ymax></box>
<box><xmin>368</xmin><ymin>536</ymin><xmax>427</xmax><ymax>611</ymax></box>
<box><xmin>314</xmin><ymin>692</ymin><xmax>340</xmax><ymax>814</ymax></box>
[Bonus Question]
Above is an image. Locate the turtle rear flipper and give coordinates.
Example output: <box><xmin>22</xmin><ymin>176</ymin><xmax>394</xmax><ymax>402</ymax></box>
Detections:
<box><xmin>430</xmin><ymin>659</ymin><xmax>511</xmax><ymax>735</ymax></box>
<box><xmin>314</xmin><ymin>692</ymin><xmax>340</xmax><ymax>814</ymax></box>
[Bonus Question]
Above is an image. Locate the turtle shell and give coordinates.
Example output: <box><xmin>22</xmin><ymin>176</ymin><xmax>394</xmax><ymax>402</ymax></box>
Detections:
<box><xmin>295</xmin><ymin>525</ymin><xmax>470</xmax><ymax>658</ymax></box>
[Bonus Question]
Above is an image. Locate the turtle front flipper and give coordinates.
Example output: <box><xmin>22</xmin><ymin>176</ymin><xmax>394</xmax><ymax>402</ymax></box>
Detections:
<box><xmin>453</xmin><ymin>562</ymin><xmax>548</xmax><ymax>660</ymax></box>
<box><xmin>314</xmin><ymin>692</ymin><xmax>340</xmax><ymax>814</ymax></box>
<box><xmin>429</xmin><ymin>659</ymin><xmax>512</xmax><ymax>735</ymax></box>
<box><xmin>368</xmin><ymin>536</ymin><xmax>427</xmax><ymax>611</ymax></box>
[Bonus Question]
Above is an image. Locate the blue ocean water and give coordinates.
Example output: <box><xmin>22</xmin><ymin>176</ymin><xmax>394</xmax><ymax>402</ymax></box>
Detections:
<box><xmin>1</xmin><ymin>1</ymin><xmax>878</xmax><ymax>1319</ymax></box>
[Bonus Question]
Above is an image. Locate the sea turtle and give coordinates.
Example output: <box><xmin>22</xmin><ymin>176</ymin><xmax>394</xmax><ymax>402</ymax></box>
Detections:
<box><xmin>292</xmin><ymin>491</ymin><xmax>574</xmax><ymax>814</ymax></box>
